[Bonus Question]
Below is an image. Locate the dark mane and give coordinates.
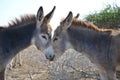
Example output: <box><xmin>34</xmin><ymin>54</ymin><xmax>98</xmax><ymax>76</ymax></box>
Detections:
<box><xmin>0</xmin><ymin>26</ymin><xmax>5</xmax><ymax>29</ymax></box>
<box><xmin>0</xmin><ymin>14</ymin><xmax>36</xmax><ymax>30</ymax></box>
<box><xmin>72</xmin><ymin>18</ymin><xmax>113</xmax><ymax>33</ymax></box>
<box><xmin>6</xmin><ymin>14</ymin><xmax>36</xmax><ymax>28</ymax></box>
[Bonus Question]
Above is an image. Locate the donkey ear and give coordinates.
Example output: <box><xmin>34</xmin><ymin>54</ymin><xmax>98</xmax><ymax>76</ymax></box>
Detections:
<box><xmin>37</xmin><ymin>6</ymin><xmax>44</xmax><ymax>21</ymax></box>
<box><xmin>44</xmin><ymin>6</ymin><xmax>56</xmax><ymax>22</ymax></box>
<box><xmin>74</xmin><ymin>13</ymin><xmax>80</xmax><ymax>19</ymax></box>
<box><xmin>62</xmin><ymin>11</ymin><xmax>73</xmax><ymax>30</ymax></box>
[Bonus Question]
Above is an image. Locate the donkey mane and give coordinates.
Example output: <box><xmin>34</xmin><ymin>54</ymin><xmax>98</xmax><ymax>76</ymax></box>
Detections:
<box><xmin>72</xmin><ymin>18</ymin><xmax>113</xmax><ymax>33</ymax></box>
<box><xmin>6</xmin><ymin>14</ymin><xmax>36</xmax><ymax>28</ymax></box>
<box><xmin>0</xmin><ymin>26</ymin><xmax>5</xmax><ymax>29</ymax></box>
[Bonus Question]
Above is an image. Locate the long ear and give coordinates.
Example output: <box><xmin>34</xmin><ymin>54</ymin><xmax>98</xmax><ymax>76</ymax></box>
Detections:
<box><xmin>62</xmin><ymin>11</ymin><xmax>73</xmax><ymax>30</ymax></box>
<box><xmin>44</xmin><ymin>6</ymin><xmax>56</xmax><ymax>22</ymax></box>
<box><xmin>74</xmin><ymin>13</ymin><xmax>79</xmax><ymax>19</ymax></box>
<box><xmin>37</xmin><ymin>6</ymin><xmax>44</xmax><ymax>21</ymax></box>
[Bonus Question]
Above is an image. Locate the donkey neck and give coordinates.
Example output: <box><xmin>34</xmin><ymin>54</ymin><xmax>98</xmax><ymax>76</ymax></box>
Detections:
<box><xmin>1</xmin><ymin>22</ymin><xmax>36</xmax><ymax>56</ymax></box>
<box><xmin>67</xmin><ymin>26</ymin><xmax>111</xmax><ymax>59</ymax></box>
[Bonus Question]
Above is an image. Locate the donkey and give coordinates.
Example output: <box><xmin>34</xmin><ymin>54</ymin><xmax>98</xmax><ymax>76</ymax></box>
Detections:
<box><xmin>0</xmin><ymin>26</ymin><xmax>22</xmax><ymax>70</ymax></box>
<box><xmin>46</xmin><ymin>11</ymin><xmax>120</xmax><ymax>80</ymax></box>
<box><xmin>0</xmin><ymin>6</ymin><xmax>55</xmax><ymax>80</ymax></box>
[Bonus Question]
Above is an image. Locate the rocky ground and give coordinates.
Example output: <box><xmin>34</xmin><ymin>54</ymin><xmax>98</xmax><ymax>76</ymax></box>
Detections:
<box><xmin>5</xmin><ymin>45</ymin><xmax>119</xmax><ymax>80</ymax></box>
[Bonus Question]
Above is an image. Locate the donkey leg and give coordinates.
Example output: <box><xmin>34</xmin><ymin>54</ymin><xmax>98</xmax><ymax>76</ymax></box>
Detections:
<box><xmin>99</xmin><ymin>69</ymin><xmax>117</xmax><ymax>80</ymax></box>
<box><xmin>106</xmin><ymin>69</ymin><xmax>117</xmax><ymax>80</ymax></box>
<box><xmin>100</xmin><ymin>66</ymin><xmax>117</xmax><ymax>80</ymax></box>
<box><xmin>0</xmin><ymin>69</ymin><xmax>5</xmax><ymax>80</ymax></box>
<box><xmin>99</xmin><ymin>70</ymin><xmax>108</xmax><ymax>80</ymax></box>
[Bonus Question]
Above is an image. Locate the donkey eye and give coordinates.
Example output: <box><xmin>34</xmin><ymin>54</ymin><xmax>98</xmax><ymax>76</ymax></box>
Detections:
<box><xmin>53</xmin><ymin>37</ymin><xmax>58</xmax><ymax>42</ymax></box>
<box><xmin>42</xmin><ymin>35</ymin><xmax>47</xmax><ymax>40</ymax></box>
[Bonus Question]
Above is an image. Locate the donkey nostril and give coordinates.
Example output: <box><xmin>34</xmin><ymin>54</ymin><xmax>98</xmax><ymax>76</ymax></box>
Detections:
<box><xmin>45</xmin><ymin>53</ymin><xmax>55</xmax><ymax>61</ymax></box>
<box><xmin>49</xmin><ymin>55</ymin><xmax>52</xmax><ymax>58</ymax></box>
<box><xmin>49</xmin><ymin>55</ymin><xmax>55</xmax><ymax>61</ymax></box>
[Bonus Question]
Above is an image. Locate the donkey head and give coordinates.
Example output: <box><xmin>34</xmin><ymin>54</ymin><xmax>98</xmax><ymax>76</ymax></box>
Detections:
<box><xmin>32</xmin><ymin>6</ymin><xmax>55</xmax><ymax>54</ymax></box>
<box><xmin>45</xmin><ymin>11</ymin><xmax>73</xmax><ymax>61</ymax></box>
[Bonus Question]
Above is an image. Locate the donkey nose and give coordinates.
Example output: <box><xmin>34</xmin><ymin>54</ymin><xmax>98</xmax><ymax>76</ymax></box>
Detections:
<box><xmin>45</xmin><ymin>53</ymin><xmax>55</xmax><ymax>61</ymax></box>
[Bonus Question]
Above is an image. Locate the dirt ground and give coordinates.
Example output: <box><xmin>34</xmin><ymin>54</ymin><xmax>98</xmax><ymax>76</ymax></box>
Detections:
<box><xmin>5</xmin><ymin>46</ymin><xmax>120</xmax><ymax>80</ymax></box>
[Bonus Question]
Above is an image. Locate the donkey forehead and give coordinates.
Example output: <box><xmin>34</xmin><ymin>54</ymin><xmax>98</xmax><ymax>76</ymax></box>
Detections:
<box><xmin>40</xmin><ymin>23</ymin><xmax>52</xmax><ymax>35</ymax></box>
<box><xmin>54</xmin><ymin>26</ymin><xmax>62</xmax><ymax>36</ymax></box>
<box><xmin>47</xmin><ymin>23</ymin><xmax>52</xmax><ymax>34</ymax></box>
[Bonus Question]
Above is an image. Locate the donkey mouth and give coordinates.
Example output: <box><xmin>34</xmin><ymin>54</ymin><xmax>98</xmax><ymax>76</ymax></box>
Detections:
<box><xmin>45</xmin><ymin>54</ymin><xmax>55</xmax><ymax>61</ymax></box>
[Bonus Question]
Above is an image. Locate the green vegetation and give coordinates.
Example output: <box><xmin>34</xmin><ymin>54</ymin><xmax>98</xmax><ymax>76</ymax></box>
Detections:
<box><xmin>85</xmin><ymin>4</ymin><xmax>120</xmax><ymax>29</ymax></box>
